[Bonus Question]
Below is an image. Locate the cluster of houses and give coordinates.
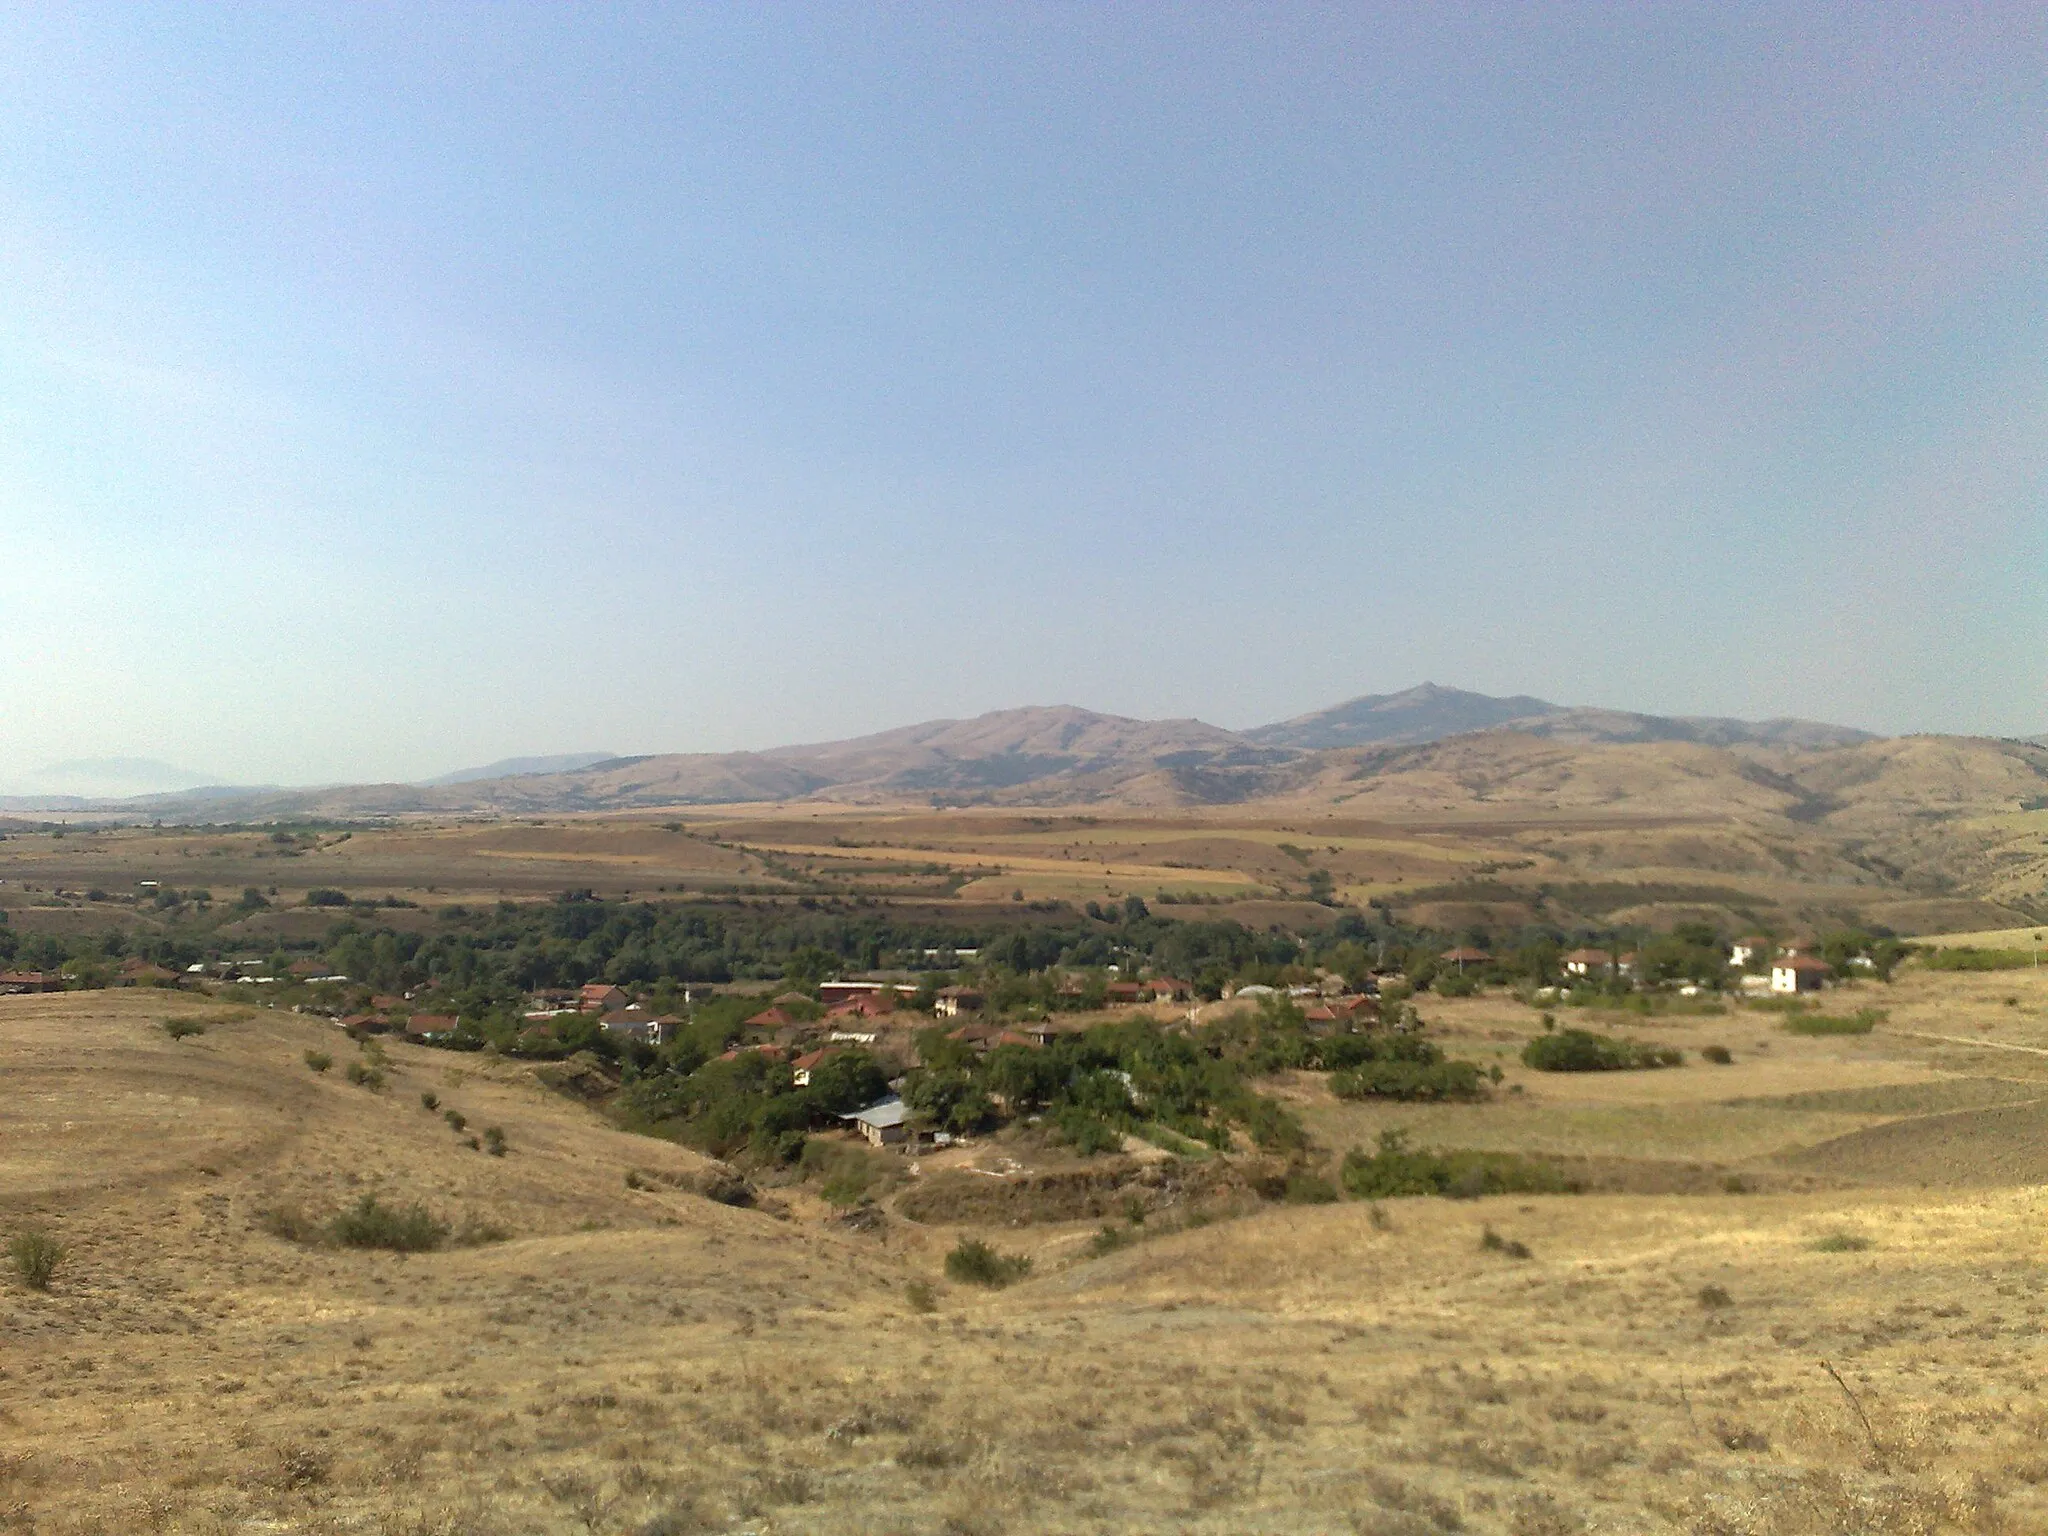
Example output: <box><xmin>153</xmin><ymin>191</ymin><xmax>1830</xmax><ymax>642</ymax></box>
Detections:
<box><xmin>1438</xmin><ymin>938</ymin><xmax>1844</xmax><ymax>996</ymax></box>
<box><xmin>0</xmin><ymin>956</ymin><xmax>187</xmax><ymax>993</ymax></box>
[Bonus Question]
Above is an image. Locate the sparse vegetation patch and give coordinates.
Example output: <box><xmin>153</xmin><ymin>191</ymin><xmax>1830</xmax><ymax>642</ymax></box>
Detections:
<box><xmin>1782</xmin><ymin>1008</ymin><xmax>1883</xmax><ymax>1036</ymax></box>
<box><xmin>259</xmin><ymin>1195</ymin><xmax>506</xmax><ymax>1253</ymax></box>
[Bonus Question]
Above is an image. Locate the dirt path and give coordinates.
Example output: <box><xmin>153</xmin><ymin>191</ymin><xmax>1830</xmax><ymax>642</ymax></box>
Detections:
<box><xmin>1888</xmin><ymin>1029</ymin><xmax>2048</xmax><ymax>1058</ymax></box>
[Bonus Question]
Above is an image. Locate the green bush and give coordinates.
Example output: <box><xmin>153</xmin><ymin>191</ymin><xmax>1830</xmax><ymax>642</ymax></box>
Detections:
<box><xmin>904</xmin><ymin>1279</ymin><xmax>937</xmax><ymax>1314</ymax></box>
<box><xmin>1329</xmin><ymin>1056</ymin><xmax>1485</xmax><ymax>1101</ymax></box>
<box><xmin>419</xmin><ymin>1092</ymin><xmax>440</xmax><ymax>1112</ymax></box>
<box><xmin>944</xmin><ymin>1237</ymin><xmax>1032</xmax><ymax>1288</ymax></box>
<box><xmin>329</xmin><ymin>1195</ymin><xmax>449</xmax><ymax>1252</ymax></box>
<box><xmin>345</xmin><ymin>1062</ymin><xmax>386</xmax><ymax>1090</ymax></box>
<box><xmin>443</xmin><ymin>1109</ymin><xmax>467</xmax><ymax>1132</ymax></box>
<box><xmin>1053</xmin><ymin>1106</ymin><xmax>1125</xmax><ymax>1156</ymax></box>
<box><xmin>1340</xmin><ymin>1129</ymin><xmax>1577</xmax><ymax>1200</ymax></box>
<box><xmin>482</xmin><ymin>1126</ymin><xmax>508</xmax><ymax>1157</ymax></box>
<box><xmin>1811</xmin><ymin>1231</ymin><xmax>1872</xmax><ymax>1252</ymax></box>
<box><xmin>1701</xmin><ymin>1044</ymin><xmax>1734</xmax><ymax>1064</ymax></box>
<box><xmin>304</xmin><ymin>1050</ymin><xmax>333</xmax><ymax>1073</ymax></box>
<box><xmin>9</xmin><ymin>1227</ymin><xmax>64</xmax><ymax>1290</ymax></box>
<box><xmin>160</xmin><ymin>1016</ymin><xmax>207</xmax><ymax>1041</ymax></box>
<box><xmin>1782</xmin><ymin>1009</ymin><xmax>1883</xmax><ymax>1036</ymax></box>
<box><xmin>1522</xmin><ymin>1029</ymin><xmax>1681</xmax><ymax>1072</ymax></box>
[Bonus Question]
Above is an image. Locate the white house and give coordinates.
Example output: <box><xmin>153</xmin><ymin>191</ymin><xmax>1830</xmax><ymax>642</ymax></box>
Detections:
<box><xmin>1728</xmin><ymin>937</ymin><xmax>1771</xmax><ymax>969</ymax></box>
<box><xmin>1770</xmin><ymin>954</ymin><xmax>1831</xmax><ymax>994</ymax></box>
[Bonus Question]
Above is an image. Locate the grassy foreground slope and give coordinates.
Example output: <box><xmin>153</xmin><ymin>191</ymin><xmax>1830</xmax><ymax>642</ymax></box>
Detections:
<box><xmin>5</xmin><ymin>989</ymin><xmax>2048</xmax><ymax>1534</ymax></box>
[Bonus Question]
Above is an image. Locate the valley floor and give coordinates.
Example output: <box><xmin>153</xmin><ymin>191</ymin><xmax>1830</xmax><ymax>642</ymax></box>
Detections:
<box><xmin>5</xmin><ymin>978</ymin><xmax>2048</xmax><ymax>1534</ymax></box>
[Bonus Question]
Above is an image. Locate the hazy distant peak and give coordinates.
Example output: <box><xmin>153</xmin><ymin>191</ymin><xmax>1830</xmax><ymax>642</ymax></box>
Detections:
<box><xmin>424</xmin><ymin>752</ymin><xmax>619</xmax><ymax>786</ymax></box>
<box><xmin>1246</xmin><ymin>684</ymin><xmax>1565</xmax><ymax>750</ymax></box>
<box><xmin>12</xmin><ymin>757</ymin><xmax>216</xmax><ymax>798</ymax></box>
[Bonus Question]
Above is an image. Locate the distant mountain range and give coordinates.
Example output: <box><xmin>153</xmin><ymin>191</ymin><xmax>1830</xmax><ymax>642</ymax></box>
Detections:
<box><xmin>3</xmin><ymin>757</ymin><xmax>222</xmax><ymax>801</ymax></box>
<box><xmin>0</xmin><ymin>685</ymin><xmax>2020</xmax><ymax>821</ymax></box>
<box><xmin>422</xmin><ymin>752</ymin><xmax>620</xmax><ymax>786</ymax></box>
<box><xmin>1243</xmin><ymin>683</ymin><xmax>1876</xmax><ymax>752</ymax></box>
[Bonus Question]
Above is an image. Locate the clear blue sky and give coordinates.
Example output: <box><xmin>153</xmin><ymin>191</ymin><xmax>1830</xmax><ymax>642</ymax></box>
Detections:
<box><xmin>2</xmin><ymin>3</ymin><xmax>2043</xmax><ymax>786</ymax></box>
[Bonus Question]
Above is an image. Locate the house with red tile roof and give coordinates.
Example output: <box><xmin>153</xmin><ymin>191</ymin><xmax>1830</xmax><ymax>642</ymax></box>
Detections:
<box><xmin>1562</xmin><ymin>949</ymin><xmax>1612</xmax><ymax>978</ymax></box>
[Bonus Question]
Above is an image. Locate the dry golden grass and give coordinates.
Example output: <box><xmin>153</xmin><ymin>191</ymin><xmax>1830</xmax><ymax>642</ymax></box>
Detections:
<box><xmin>5</xmin><ymin>801</ymin><xmax>2037</xmax><ymax>935</ymax></box>
<box><xmin>6</xmin><ymin>977</ymin><xmax>2048</xmax><ymax>1532</ymax></box>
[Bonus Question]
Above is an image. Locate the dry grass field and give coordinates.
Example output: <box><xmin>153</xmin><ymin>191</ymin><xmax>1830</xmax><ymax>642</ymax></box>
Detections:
<box><xmin>7</xmin><ymin>968</ymin><xmax>2048</xmax><ymax>1533</ymax></box>
<box><xmin>6</xmin><ymin>802</ymin><xmax>2032</xmax><ymax>946</ymax></box>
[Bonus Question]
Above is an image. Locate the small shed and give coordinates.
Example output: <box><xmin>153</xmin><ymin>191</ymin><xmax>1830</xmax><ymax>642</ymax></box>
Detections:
<box><xmin>841</xmin><ymin>1096</ymin><xmax>910</xmax><ymax>1147</ymax></box>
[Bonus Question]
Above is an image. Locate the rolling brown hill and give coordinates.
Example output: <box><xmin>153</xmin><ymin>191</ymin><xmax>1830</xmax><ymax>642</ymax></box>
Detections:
<box><xmin>14</xmin><ymin>696</ymin><xmax>2048</xmax><ymax>926</ymax></box>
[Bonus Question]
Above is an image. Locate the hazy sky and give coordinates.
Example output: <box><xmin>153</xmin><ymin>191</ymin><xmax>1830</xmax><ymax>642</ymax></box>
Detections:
<box><xmin>3</xmin><ymin>4</ymin><xmax>2044</xmax><ymax>787</ymax></box>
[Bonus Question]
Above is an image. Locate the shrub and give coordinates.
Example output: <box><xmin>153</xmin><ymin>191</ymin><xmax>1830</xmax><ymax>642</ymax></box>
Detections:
<box><xmin>1701</xmin><ymin>1044</ymin><xmax>1734</xmax><ymax>1064</ymax></box>
<box><xmin>258</xmin><ymin>1204</ymin><xmax>325</xmax><ymax>1244</ymax></box>
<box><xmin>1329</xmin><ymin>1056</ymin><xmax>1486</xmax><ymax>1101</ymax></box>
<box><xmin>304</xmin><ymin>888</ymin><xmax>350</xmax><ymax>907</ymax></box>
<box><xmin>1811</xmin><ymin>1232</ymin><xmax>1872</xmax><ymax>1252</ymax></box>
<box><xmin>419</xmin><ymin>1092</ymin><xmax>440</xmax><ymax>1112</ymax></box>
<box><xmin>345</xmin><ymin>1062</ymin><xmax>386</xmax><ymax>1090</ymax></box>
<box><xmin>1283</xmin><ymin>1173</ymin><xmax>1341</xmax><ymax>1205</ymax></box>
<box><xmin>304</xmin><ymin>1050</ymin><xmax>332</xmax><ymax>1073</ymax></box>
<box><xmin>482</xmin><ymin>1126</ymin><xmax>507</xmax><ymax>1157</ymax></box>
<box><xmin>1522</xmin><ymin>1029</ymin><xmax>1681</xmax><ymax>1072</ymax></box>
<box><xmin>904</xmin><ymin>1279</ymin><xmax>938</xmax><ymax>1314</ymax></box>
<box><xmin>1340</xmin><ymin>1128</ymin><xmax>1576</xmax><ymax>1199</ymax></box>
<box><xmin>160</xmin><ymin>1016</ymin><xmax>207</xmax><ymax>1041</ymax></box>
<box><xmin>1049</xmin><ymin>1105</ymin><xmax>1124</xmax><ymax>1156</ymax></box>
<box><xmin>944</xmin><ymin>1237</ymin><xmax>1032</xmax><ymax>1288</ymax></box>
<box><xmin>10</xmin><ymin>1227</ymin><xmax>64</xmax><ymax>1290</ymax></box>
<box><xmin>329</xmin><ymin>1195</ymin><xmax>449</xmax><ymax>1252</ymax></box>
<box><xmin>1086</xmin><ymin>1223</ymin><xmax>1136</xmax><ymax>1257</ymax></box>
<box><xmin>1698</xmin><ymin>1284</ymin><xmax>1734</xmax><ymax>1309</ymax></box>
<box><xmin>443</xmin><ymin>1109</ymin><xmax>467</xmax><ymax>1132</ymax></box>
<box><xmin>1782</xmin><ymin>1009</ymin><xmax>1883</xmax><ymax>1036</ymax></box>
<box><xmin>1479</xmin><ymin>1226</ymin><xmax>1532</xmax><ymax>1259</ymax></box>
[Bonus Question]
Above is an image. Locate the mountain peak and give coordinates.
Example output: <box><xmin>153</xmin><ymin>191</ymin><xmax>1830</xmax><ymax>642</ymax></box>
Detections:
<box><xmin>1245</xmin><ymin>686</ymin><xmax>1564</xmax><ymax>750</ymax></box>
